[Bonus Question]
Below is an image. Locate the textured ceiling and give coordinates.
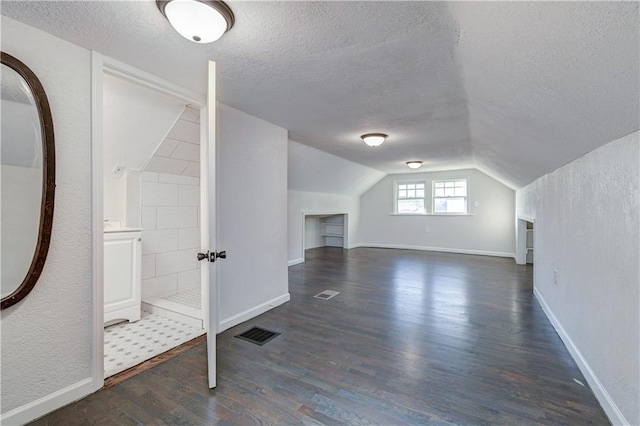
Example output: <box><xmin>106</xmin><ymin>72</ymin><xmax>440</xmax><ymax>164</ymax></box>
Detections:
<box><xmin>2</xmin><ymin>1</ymin><xmax>638</xmax><ymax>188</ymax></box>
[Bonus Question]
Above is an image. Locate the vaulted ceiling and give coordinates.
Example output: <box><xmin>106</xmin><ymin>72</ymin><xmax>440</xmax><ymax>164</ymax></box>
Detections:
<box><xmin>2</xmin><ymin>1</ymin><xmax>638</xmax><ymax>188</ymax></box>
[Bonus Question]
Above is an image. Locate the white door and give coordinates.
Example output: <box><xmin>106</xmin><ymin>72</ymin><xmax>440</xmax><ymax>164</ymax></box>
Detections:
<box><xmin>200</xmin><ymin>61</ymin><xmax>218</xmax><ymax>389</ymax></box>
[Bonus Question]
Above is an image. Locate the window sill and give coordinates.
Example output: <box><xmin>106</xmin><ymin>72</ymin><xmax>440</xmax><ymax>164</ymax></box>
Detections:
<box><xmin>390</xmin><ymin>213</ymin><xmax>475</xmax><ymax>216</ymax></box>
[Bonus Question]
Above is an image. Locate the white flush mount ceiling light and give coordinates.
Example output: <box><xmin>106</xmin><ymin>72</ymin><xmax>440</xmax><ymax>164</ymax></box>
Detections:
<box><xmin>406</xmin><ymin>161</ymin><xmax>423</xmax><ymax>169</ymax></box>
<box><xmin>361</xmin><ymin>133</ymin><xmax>387</xmax><ymax>147</ymax></box>
<box><xmin>157</xmin><ymin>0</ymin><xmax>234</xmax><ymax>43</ymax></box>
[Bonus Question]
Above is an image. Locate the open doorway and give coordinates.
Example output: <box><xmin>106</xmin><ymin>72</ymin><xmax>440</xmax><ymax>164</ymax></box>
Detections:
<box><xmin>101</xmin><ymin>72</ymin><xmax>206</xmax><ymax>378</ymax></box>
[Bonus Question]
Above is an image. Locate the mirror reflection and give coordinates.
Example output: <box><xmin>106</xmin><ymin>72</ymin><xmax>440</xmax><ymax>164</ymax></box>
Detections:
<box><xmin>1</xmin><ymin>62</ymin><xmax>44</xmax><ymax>299</ymax></box>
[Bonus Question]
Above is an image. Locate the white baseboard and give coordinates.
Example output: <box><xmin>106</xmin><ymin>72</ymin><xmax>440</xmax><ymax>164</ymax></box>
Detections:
<box><xmin>218</xmin><ymin>293</ymin><xmax>290</xmax><ymax>333</ymax></box>
<box><xmin>359</xmin><ymin>243</ymin><xmax>514</xmax><ymax>258</ymax></box>
<box><xmin>0</xmin><ymin>377</ymin><xmax>98</xmax><ymax>425</ymax></box>
<box><xmin>533</xmin><ymin>288</ymin><xmax>629</xmax><ymax>426</ymax></box>
<box><xmin>347</xmin><ymin>243</ymin><xmax>362</xmax><ymax>249</ymax></box>
<box><xmin>288</xmin><ymin>258</ymin><xmax>304</xmax><ymax>266</ymax></box>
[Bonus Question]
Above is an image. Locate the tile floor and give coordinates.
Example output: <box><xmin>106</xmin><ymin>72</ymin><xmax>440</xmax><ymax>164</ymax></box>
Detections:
<box><xmin>143</xmin><ymin>287</ymin><xmax>203</xmax><ymax>328</ymax></box>
<box><xmin>104</xmin><ymin>308</ymin><xmax>204</xmax><ymax>378</ymax></box>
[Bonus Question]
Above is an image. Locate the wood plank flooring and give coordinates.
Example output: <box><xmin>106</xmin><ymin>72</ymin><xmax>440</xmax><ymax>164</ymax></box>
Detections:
<box><xmin>32</xmin><ymin>247</ymin><xmax>609</xmax><ymax>425</ymax></box>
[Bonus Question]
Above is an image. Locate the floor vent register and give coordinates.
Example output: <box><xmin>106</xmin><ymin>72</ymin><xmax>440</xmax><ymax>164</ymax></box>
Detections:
<box><xmin>234</xmin><ymin>327</ymin><xmax>281</xmax><ymax>346</ymax></box>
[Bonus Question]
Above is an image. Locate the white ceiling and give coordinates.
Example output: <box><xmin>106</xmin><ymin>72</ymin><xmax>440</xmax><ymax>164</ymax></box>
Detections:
<box><xmin>2</xmin><ymin>1</ymin><xmax>638</xmax><ymax>188</ymax></box>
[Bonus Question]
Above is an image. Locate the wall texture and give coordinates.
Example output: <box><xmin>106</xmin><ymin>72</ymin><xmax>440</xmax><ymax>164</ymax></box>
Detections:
<box><xmin>288</xmin><ymin>190</ymin><xmax>360</xmax><ymax>264</ymax></box>
<box><xmin>217</xmin><ymin>103</ymin><xmax>289</xmax><ymax>330</ymax></box>
<box><xmin>288</xmin><ymin>140</ymin><xmax>385</xmax><ymax>196</ymax></box>
<box><xmin>1</xmin><ymin>15</ymin><xmax>93</xmax><ymax>416</ymax></box>
<box><xmin>516</xmin><ymin>131</ymin><xmax>639</xmax><ymax>426</ymax></box>
<box><xmin>359</xmin><ymin>168</ymin><xmax>515</xmax><ymax>256</ymax></box>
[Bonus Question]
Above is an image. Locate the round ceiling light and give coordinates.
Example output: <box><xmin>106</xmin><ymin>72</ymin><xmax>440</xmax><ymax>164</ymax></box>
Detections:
<box><xmin>361</xmin><ymin>133</ymin><xmax>387</xmax><ymax>147</ymax></box>
<box><xmin>157</xmin><ymin>0</ymin><xmax>234</xmax><ymax>43</ymax></box>
<box><xmin>406</xmin><ymin>161</ymin><xmax>423</xmax><ymax>169</ymax></box>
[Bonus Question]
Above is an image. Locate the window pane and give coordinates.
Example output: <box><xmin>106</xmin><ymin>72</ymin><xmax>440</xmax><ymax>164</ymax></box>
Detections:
<box><xmin>407</xmin><ymin>184</ymin><xmax>415</xmax><ymax>190</ymax></box>
<box><xmin>444</xmin><ymin>187</ymin><xmax>455</xmax><ymax>196</ymax></box>
<box><xmin>435</xmin><ymin>182</ymin><xmax>444</xmax><ymax>188</ymax></box>
<box><xmin>446</xmin><ymin>198</ymin><xmax>466</xmax><ymax>213</ymax></box>
<box><xmin>454</xmin><ymin>187</ymin><xmax>466</xmax><ymax>196</ymax></box>
<box><xmin>416</xmin><ymin>189</ymin><xmax>424</xmax><ymax>198</ymax></box>
<box><xmin>445</xmin><ymin>182</ymin><xmax>454</xmax><ymax>188</ymax></box>
<box><xmin>398</xmin><ymin>184</ymin><xmax>407</xmax><ymax>191</ymax></box>
<box><xmin>399</xmin><ymin>190</ymin><xmax>407</xmax><ymax>198</ymax></box>
<box><xmin>416</xmin><ymin>183</ymin><xmax>424</xmax><ymax>190</ymax></box>
<box><xmin>434</xmin><ymin>198</ymin><xmax>447</xmax><ymax>213</ymax></box>
<box><xmin>435</xmin><ymin>188</ymin><xmax>444</xmax><ymax>197</ymax></box>
<box><xmin>434</xmin><ymin>197</ymin><xmax>467</xmax><ymax>213</ymax></box>
<box><xmin>407</xmin><ymin>189</ymin><xmax>415</xmax><ymax>198</ymax></box>
<box><xmin>398</xmin><ymin>199</ymin><xmax>425</xmax><ymax>214</ymax></box>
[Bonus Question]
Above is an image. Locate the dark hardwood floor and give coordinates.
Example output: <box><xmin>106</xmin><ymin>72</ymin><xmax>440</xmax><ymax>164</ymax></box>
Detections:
<box><xmin>32</xmin><ymin>247</ymin><xmax>609</xmax><ymax>425</ymax></box>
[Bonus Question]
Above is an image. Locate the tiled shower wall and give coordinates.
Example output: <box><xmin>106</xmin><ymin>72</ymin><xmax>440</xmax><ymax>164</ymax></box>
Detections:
<box><xmin>141</xmin><ymin>171</ymin><xmax>200</xmax><ymax>300</ymax></box>
<box><xmin>140</xmin><ymin>106</ymin><xmax>201</xmax><ymax>300</ymax></box>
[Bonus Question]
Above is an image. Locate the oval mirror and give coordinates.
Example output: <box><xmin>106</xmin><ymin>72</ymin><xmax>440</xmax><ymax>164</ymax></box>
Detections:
<box><xmin>1</xmin><ymin>52</ymin><xmax>55</xmax><ymax>309</ymax></box>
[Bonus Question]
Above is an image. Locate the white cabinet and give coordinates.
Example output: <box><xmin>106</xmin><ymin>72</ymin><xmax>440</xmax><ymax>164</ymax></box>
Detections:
<box><xmin>104</xmin><ymin>230</ymin><xmax>142</xmax><ymax>324</ymax></box>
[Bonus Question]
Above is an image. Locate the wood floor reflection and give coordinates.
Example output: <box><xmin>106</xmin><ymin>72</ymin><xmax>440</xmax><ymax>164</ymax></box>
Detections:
<box><xmin>32</xmin><ymin>247</ymin><xmax>609</xmax><ymax>425</ymax></box>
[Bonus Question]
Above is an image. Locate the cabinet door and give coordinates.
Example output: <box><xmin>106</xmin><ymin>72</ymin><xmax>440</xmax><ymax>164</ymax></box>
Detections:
<box><xmin>104</xmin><ymin>233</ymin><xmax>141</xmax><ymax>317</ymax></box>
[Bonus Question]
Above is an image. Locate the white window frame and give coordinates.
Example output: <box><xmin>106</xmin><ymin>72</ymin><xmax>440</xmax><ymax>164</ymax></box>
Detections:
<box><xmin>393</xmin><ymin>180</ymin><xmax>427</xmax><ymax>215</ymax></box>
<box><xmin>432</xmin><ymin>179</ymin><xmax>468</xmax><ymax>214</ymax></box>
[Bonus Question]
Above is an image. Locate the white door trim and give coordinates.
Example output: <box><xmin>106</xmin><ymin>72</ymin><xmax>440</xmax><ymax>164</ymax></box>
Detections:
<box><xmin>91</xmin><ymin>52</ymin><xmax>206</xmax><ymax>390</ymax></box>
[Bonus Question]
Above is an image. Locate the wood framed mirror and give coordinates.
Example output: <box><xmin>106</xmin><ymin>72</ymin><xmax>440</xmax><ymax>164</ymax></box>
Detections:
<box><xmin>1</xmin><ymin>52</ymin><xmax>55</xmax><ymax>310</ymax></box>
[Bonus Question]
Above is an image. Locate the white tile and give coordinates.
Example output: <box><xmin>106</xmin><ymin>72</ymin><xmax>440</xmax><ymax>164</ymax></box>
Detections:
<box><xmin>158</xmin><ymin>174</ymin><xmax>199</xmax><ymax>186</ymax></box>
<box><xmin>155</xmin><ymin>138</ymin><xmax>180</xmax><ymax>157</ymax></box>
<box><xmin>141</xmin><ymin>303</ymin><xmax>203</xmax><ymax>328</ymax></box>
<box><xmin>179</xmin><ymin>185</ymin><xmax>200</xmax><ymax>206</ymax></box>
<box><xmin>141</xmin><ymin>206</ymin><xmax>156</xmax><ymax>230</ymax></box>
<box><xmin>103</xmin><ymin>310</ymin><xmax>204</xmax><ymax>378</ymax></box>
<box><xmin>155</xmin><ymin>249</ymin><xmax>197</xmax><ymax>276</ymax></box>
<box><xmin>167</xmin><ymin>119</ymin><xmax>200</xmax><ymax>144</ymax></box>
<box><xmin>179</xmin><ymin>227</ymin><xmax>200</xmax><ymax>249</ymax></box>
<box><xmin>144</xmin><ymin>156</ymin><xmax>189</xmax><ymax>175</ymax></box>
<box><xmin>182</xmin><ymin>162</ymin><xmax>200</xmax><ymax>177</ymax></box>
<box><xmin>142</xmin><ymin>254</ymin><xmax>156</xmax><ymax>279</ymax></box>
<box><xmin>180</xmin><ymin>106</ymin><xmax>200</xmax><ymax>123</ymax></box>
<box><xmin>141</xmin><ymin>274</ymin><xmax>177</xmax><ymax>299</ymax></box>
<box><xmin>142</xmin><ymin>229</ymin><xmax>178</xmax><ymax>254</ymax></box>
<box><xmin>142</xmin><ymin>182</ymin><xmax>178</xmax><ymax>207</ymax></box>
<box><xmin>178</xmin><ymin>269</ymin><xmax>201</xmax><ymax>293</ymax></box>
<box><xmin>156</xmin><ymin>206</ymin><xmax>197</xmax><ymax>229</ymax></box>
<box><xmin>171</xmin><ymin>142</ymin><xmax>199</xmax><ymax>162</ymax></box>
<box><xmin>142</xmin><ymin>171</ymin><xmax>159</xmax><ymax>182</ymax></box>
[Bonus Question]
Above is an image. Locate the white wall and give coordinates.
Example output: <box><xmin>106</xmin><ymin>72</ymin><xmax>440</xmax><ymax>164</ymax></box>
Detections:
<box><xmin>516</xmin><ymin>131</ymin><xmax>639</xmax><ymax>426</ymax></box>
<box><xmin>217</xmin><ymin>103</ymin><xmax>289</xmax><ymax>331</ymax></box>
<box><xmin>304</xmin><ymin>217</ymin><xmax>323</xmax><ymax>249</ymax></box>
<box><xmin>1</xmin><ymin>16</ymin><xmax>94</xmax><ymax>421</ymax></box>
<box><xmin>140</xmin><ymin>172</ymin><xmax>200</xmax><ymax>300</ymax></box>
<box><xmin>288</xmin><ymin>190</ymin><xmax>360</xmax><ymax>264</ymax></box>
<box><xmin>359</xmin><ymin>168</ymin><xmax>515</xmax><ymax>257</ymax></box>
<box><xmin>103</xmin><ymin>74</ymin><xmax>184</xmax><ymax>177</ymax></box>
<box><xmin>288</xmin><ymin>140</ymin><xmax>385</xmax><ymax>195</ymax></box>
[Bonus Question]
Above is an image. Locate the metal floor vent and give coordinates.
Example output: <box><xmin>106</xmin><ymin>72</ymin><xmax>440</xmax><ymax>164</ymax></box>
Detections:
<box><xmin>314</xmin><ymin>290</ymin><xmax>340</xmax><ymax>300</ymax></box>
<box><xmin>234</xmin><ymin>327</ymin><xmax>280</xmax><ymax>346</ymax></box>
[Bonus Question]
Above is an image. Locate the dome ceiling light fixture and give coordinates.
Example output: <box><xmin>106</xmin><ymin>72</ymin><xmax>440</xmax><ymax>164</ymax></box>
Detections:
<box><xmin>157</xmin><ymin>0</ymin><xmax>235</xmax><ymax>44</ymax></box>
<box><xmin>361</xmin><ymin>133</ymin><xmax>387</xmax><ymax>147</ymax></box>
<box><xmin>406</xmin><ymin>161</ymin><xmax>423</xmax><ymax>169</ymax></box>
